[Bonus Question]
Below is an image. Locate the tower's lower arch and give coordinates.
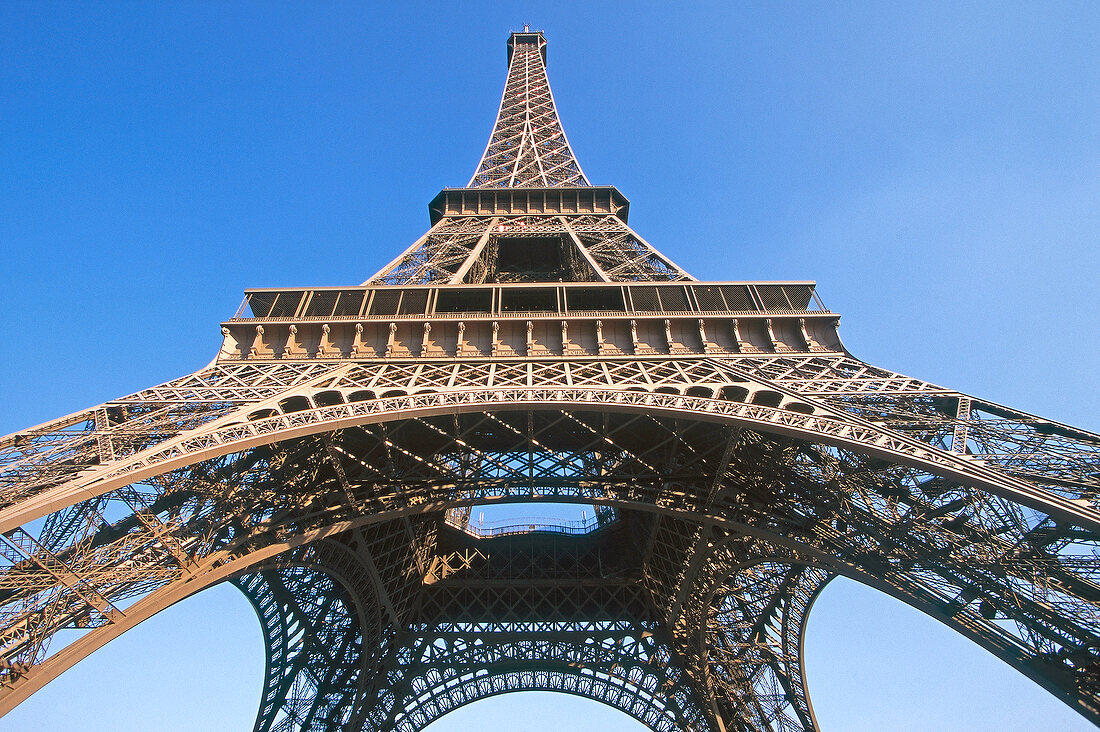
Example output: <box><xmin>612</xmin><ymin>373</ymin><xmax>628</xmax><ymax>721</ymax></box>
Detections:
<box><xmin>2</xmin><ymin>380</ymin><xmax>1097</xmax><ymax>730</ymax></box>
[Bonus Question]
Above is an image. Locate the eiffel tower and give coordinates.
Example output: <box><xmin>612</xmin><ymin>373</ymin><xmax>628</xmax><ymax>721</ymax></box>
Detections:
<box><xmin>2</xmin><ymin>28</ymin><xmax>1099</xmax><ymax>732</ymax></box>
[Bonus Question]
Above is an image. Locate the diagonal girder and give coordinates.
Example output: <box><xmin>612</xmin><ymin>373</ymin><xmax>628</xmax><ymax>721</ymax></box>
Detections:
<box><xmin>365</xmin><ymin>213</ymin><xmax>691</xmax><ymax>286</ymax></box>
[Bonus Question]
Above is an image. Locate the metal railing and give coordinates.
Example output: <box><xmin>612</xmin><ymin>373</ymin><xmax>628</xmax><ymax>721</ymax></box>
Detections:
<box><xmin>445</xmin><ymin>511</ymin><xmax>614</xmax><ymax>538</ymax></box>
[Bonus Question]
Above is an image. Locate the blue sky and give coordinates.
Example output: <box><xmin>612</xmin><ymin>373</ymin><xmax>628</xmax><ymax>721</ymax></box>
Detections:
<box><xmin>2</xmin><ymin>3</ymin><xmax>1098</xmax><ymax>730</ymax></box>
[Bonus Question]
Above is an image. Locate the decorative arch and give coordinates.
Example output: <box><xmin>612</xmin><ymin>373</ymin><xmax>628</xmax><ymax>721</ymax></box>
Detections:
<box><xmin>1</xmin><ymin>388</ymin><xmax>1098</xmax><ymax>727</ymax></box>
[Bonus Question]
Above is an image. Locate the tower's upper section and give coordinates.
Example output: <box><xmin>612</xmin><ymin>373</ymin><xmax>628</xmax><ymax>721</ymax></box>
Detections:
<box><xmin>467</xmin><ymin>29</ymin><xmax>590</xmax><ymax>188</ymax></box>
<box><xmin>224</xmin><ymin>30</ymin><xmax>838</xmax><ymax>358</ymax></box>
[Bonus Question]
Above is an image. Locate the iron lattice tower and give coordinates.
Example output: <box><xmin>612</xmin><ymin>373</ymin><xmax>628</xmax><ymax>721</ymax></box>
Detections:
<box><xmin>2</xmin><ymin>30</ymin><xmax>1099</xmax><ymax>731</ymax></box>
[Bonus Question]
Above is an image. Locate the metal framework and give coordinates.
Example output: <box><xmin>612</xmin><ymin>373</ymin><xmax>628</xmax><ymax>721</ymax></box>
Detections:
<box><xmin>2</xmin><ymin>28</ymin><xmax>1099</xmax><ymax>731</ymax></box>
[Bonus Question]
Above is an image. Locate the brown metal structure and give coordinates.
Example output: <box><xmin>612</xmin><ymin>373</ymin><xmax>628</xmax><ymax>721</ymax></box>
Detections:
<box><xmin>1</xmin><ymin>29</ymin><xmax>1098</xmax><ymax>731</ymax></box>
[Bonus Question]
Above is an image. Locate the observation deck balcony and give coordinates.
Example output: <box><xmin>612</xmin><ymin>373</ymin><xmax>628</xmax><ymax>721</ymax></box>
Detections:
<box><xmin>219</xmin><ymin>281</ymin><xmax>842</xmax><ymax>362</ymax></box>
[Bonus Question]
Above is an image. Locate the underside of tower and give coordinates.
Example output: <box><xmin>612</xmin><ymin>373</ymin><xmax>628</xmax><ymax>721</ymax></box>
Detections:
<box><xmin>1</xmin><ymin>29</ymin><xmax>1098</xmax><ymax>732</ymax></box>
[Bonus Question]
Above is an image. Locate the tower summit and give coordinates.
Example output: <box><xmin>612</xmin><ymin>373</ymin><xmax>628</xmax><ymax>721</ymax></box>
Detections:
<box><xmin>370</xmin><ymin>28</ymin><xmax>689</xmax><ymax>286</ymax></box>
<box><xmin>1</xmin><ymin>31</ymin><xmax>1098</xmax><ymax>732</ymax></box>
<box><xmin>471</xmin><ymin>28</ymin><xmax>588</xmax><ymax>188</ymax></box>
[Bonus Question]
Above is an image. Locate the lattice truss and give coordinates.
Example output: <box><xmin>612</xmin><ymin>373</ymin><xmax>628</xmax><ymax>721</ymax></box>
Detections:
<box><xmin>467</xmin><ymin>32</ymin><xmax>589</xmax><ymax>188</ymax></box>
<box><xmin>1</xmin><ymin>350</ymin><xmax>1098</xmax><ymax>729</ymax></box>
<box><xmin>366</xmin><ymin>28</ymin><xmax>689</xmax><ymax>286</ymax></box>
<box><xmin>367</xmin><ymin>214</ymin><xmax>689</xmax><ymax>285</ymax></box>
<box><xmin>4</xmin><ymin>26</ymin><xmax>1100</xmax><ymax>732</ymax></box>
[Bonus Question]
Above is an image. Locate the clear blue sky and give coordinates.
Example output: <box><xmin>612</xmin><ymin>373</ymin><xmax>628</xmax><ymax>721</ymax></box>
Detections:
<box><xmin>2</xmin><ymin>3</ymin><xmax>1098</xmax><ymax>730</ymax></box>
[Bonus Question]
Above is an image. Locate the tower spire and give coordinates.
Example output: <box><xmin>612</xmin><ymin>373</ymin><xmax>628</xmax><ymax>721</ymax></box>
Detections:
<box><xmin>365</xmin><ymin>30</ymin><xmax>690</xmax><ymax>285</ymax></box>
<box><xmin>467</xmin><ymin>29</ymin><xmax>590</xmax><ymax>188</ymax></box>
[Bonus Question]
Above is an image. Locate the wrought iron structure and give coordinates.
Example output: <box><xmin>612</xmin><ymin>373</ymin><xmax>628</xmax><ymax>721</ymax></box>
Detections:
<box><xmin>1</xmin><ymin>28</ymin><xmax>1098</xmax><ymax>731</ymax></box>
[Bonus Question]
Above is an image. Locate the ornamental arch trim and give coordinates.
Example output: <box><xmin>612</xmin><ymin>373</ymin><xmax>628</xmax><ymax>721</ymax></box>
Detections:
<box><xmin>4</xmin><ymin>387</ymin><xmax>1095</xmax><ymax>536</ymax></box>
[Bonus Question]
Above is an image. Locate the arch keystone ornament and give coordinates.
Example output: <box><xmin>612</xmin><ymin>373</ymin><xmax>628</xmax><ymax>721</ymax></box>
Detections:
<box><xmin>2</xmin><ymin>29</ymin><xmax>1099</xmax><ymax>731</ymax></box>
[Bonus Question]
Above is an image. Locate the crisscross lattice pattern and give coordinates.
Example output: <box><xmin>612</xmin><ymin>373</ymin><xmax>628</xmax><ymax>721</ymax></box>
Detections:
<box><xmin>467</xmin><ymin>33</ymin><xmax>589</xmax><ymax>188</ymax></box>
